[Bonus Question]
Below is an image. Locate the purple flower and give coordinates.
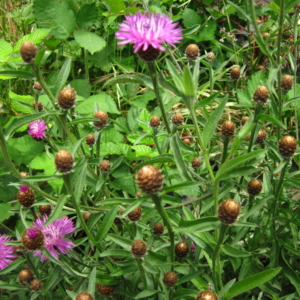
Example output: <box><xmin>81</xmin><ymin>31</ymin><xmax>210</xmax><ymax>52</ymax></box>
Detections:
<box><xmin>32</xmin><ymin>216</ymin><xmax>76</xmax><ymax>261</ymax></box>
<box><xmin>116</xmin><ymin>11</ymin><xmax>182</xmax><ymax>53</ymax></box>
<box><xmin>0</xmin><ymin>235</ymin><xmax>16</xmax><ymax>270</ymax></box>
<box><xmin>28</xmin><ymin>120</ymin><xmax>48</xmax><ymax>140</ymax></box>
<box><xmin>19</xmin><ymin>185</ymin><xmax>29</xmax><ymax>193</ymax></box>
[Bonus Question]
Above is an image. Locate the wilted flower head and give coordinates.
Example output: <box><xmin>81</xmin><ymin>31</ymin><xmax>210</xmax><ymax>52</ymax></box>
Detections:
<box><xmin>0</xmin><ymin>235</ymin><xmax>16</xmax><ymax>270</ymax></box>
<box><xmin>116</xmin><ymin>11</ymin><xmax>182</xmax><ymax>53</ymax></box>
<box><xmin>28</xmin><ymin>120</ymin><xmax>48</xmax><ymax>141</ymax></box>
<box><xmin>32</xmin><ymin>215</ymin><xmax>76</xmax><ymax>261</ymax></box>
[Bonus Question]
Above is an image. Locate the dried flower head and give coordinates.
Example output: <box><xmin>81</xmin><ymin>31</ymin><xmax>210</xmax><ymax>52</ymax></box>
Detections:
<box><xmin>86</xmin><ymin>134</ymin><xmax>95</xmax><ymax>146</ymax></box>
<box><xmin>136</xmin><ymin>165</ymin><xmax>164</xmax><ymax>194</ymax></box>
<box><xmin>256</xmin><ymin>129</ymin><xmax>267</xmax><ymax>143</ymax></box>
<box><xmin>163</xmin><ymin>271</ymin><xmax>177</xmax><ymax>287</ymax></box>
<box><xmin>175</xmin><ymin>241</ymin><xmax>189</xmax><ymax>258</ymax></box>
<box><xmin>94</xmin><ymin>110</ymin><xmax>108</xmax><ymax>128</ymax></box>
<box><xmin>196</xmin><ymin>291</ymin><xmax>218</xmax><ymax>300</ymax></box>
<box><xmin>153</xmin><ymin>223</ymin><xmax>164</xmax><ymax>236</ymax></box>
<box><xmin>183</xmin><ymin>138</ymin><xmax>191</xmax><ymax>146</ymax></box>
<box><xmin>96</xmin><ymin>284</ymin><xmax>115</xmax><ymax>297</ymax></box>
<box><xmin>30</xmin><ymin>279</ymin><xmax>42</xmax><ymax>291</ymax></box>
<box><xmin>32</xmin><ymin>215</ymin><xmax>76</xmax><ymax>261</ymax></box>
<box><xmin>278</xmin><ymin>135</ymin><xmax>297</xmax><ymax>157</ymax></box>
<box><xmin>20</xmin><ymin>41</ymin><xmax>37</xmax><ymax>63</ymax></box>
<box><xmin>19</xmin><ymin>269</ymin><xmax>34</xmax><ymax>285</ymax></box>
<box><xmin>253</xmin><ymin>86</ymin><xmax>269</xmax><ymax>104</ymax></box>
<box><xmin>281</xmin><ymin>74</ymin><xmax>293</xmax><ymax>90</ymax></box>
<box><xmin>128</xmin><ymin>206</ymin><xmax>142</xmax><ymax>222</ymax></box>
<box><xmin>0</xmin><ymin>235</ymin><xmax>16</xmax><ymax>270</ymax></box>
<box><xmin>247</xmin><ymin>179</ymin><xmax>262</xmax><ymax>196</ymax></box>
<box><xmin>218</xmin><ymin>199</ymin><xmax>240</xmax><ymax>225</ymax></box>
<box><xmin>32</xmin><ymin>101</ymin><xmax>44</xmax><ymax>112</ymax></box>
<box><xmin>230</xmin><ymin>66</ymin><xmax>240</xmax><ymax>80</ymax></box>
<box><xmin>58</xmin><ymin>87</ymin><xmax>76</xmax><ymax>110</ymax></box>
<box><xmin>206</xmin><ymin>52</ymin><xmax>215</xmax><ymax>61</ymax></box>
<box><xmin>221</xmin><ymin>121</ymin><xmax>235</xmax><ymax>137</ymax></box>
<box><xmin>99</xmin><ymin>160</ymin><xmax>111</xmax><ymax>173</ymax></box>
<box><xmin>263</xmin><ymin>32</ymin><xmax>270</xmax><ymax>40</ymax></box>
<box><xmin>172</xmin><ymin>113</ymin><xmax>184</xmax><ymax>126</ymax></box>
<box><xmin>131</xmin><ymin>239</ymin><xmax>147</xmax><ymax>257</ymax></box>
<box><xmin>55</xmin><ymin>150</ymin><xmax>74</xmax><ymax>174</ymax></box>
<box><xmin>22</xmin><ymin>228</ymin><xmax>44</xmax><ymax>251</ymax></box>
<box><xmin>192</xmin><ymin>157</ymin><xmax>201</xmax><ymax>168</ymax></box>
<box><xmin>150</xmin><ymin>116</ymin><xmax>161</xmax><ymax>128</ymax></box>
<box><xmin>186</xmin><ymin>44</ymin><xmax>200</xmax><ymax>60</ymax></box>
<box><xmin>28</xmin><ymin>120</ymin><xmax>48</xmax><ymax>141</ymax></box>
<box><xmin>17</xmin><ymin>186</ymin><xmax>35</xmax><ymax>207</ymax></box>
<box><xmin>39</xmin><ymin>205</ymin><xmax>52</xmax><ymax>216</ymax></box>
<box><xmin>75</xmin><ymin>292</ymin><xmax>94</xmax><ymax>300</ymax></box>
<box><xmin>241</xmin><ymin>116</ymin><xmax>249</xmax><ymax>125</ymax></box>
<box><xmin>33</xmin><ymin>82</ymin><xmax>43</xmax><ymax>92</ymax></box>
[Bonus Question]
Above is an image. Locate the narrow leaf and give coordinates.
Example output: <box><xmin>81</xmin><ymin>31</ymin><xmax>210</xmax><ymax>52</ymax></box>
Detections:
<box><xmin>53</xmin><ymin>57</ymin><xmax>72</xmax><ymax>99</ymax></box>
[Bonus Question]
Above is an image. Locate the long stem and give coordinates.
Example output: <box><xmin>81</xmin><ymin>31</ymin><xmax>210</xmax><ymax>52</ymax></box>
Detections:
<box><xmin>136</xmin><ymin>258</ymin><xmax>148</xmax><ymax>289</ymax></box>
<box><xmin>221</xmin><ymin>137</ymin><xmax>229</xmax><ymax>164</ymax></box>
<box><xmin>294</xmin><ymin>11</ymin><xmax>299</xmax><ymax>139</ymax></box>
<box><xmin>151</xmin><ymin>194</ymin><xmax>175</xmax><ymax>271</ymax></box>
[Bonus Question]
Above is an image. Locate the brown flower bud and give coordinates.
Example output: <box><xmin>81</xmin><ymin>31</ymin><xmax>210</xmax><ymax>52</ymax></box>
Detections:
<box><xmin>96</xmin><ymin>284</ymin><xmax>115</xmax><ymax>297</ymax></box>
<box><xmin>55</xmin><ymin>150</ymin><xmax>74</xmax><ymax>174</ymax></box>
<box><xmin>99</xmin><ymin>159</ymin><xmax>110</xmax><ymax>172</ymax></box>
<box><xmin>241</xmin><ymin>116</ymin><xmax>249</xmax><ymax>125</ymax></box>
<box><xmin>58</xmin><ymin>87</ymin><xmax>76</xmax><ymax>110</ymax></box>
<box><xmin>39</xmin><ymin>205</ymin><xmax>52</xmax><ymax>216</ymax></box>
<box><xmin>278</xmin><ymin>135</ymin><xmax>297</xmax><ymax>157</ymax></box>
<box><xmin>218</xmin><ymin>199</ymin><xmax>240</xmax><ymax>225</ymax></box>
<box><xmin>183</xmin><ymin>138</ymin><xmax>191</xmax><ymax>146</ymax></box>
<box><xmin>253</xmin><ymin>86</ymin><xmax>269</xmax><ymax>104</ymax></box>
<box><xmin>30</xmin><ymin>279</ymin><xmax>42</xmax><ymax>291</ymax></box>
<box><xmin>75</xmin><ymin>292</ymin><xmax>94</xmax><ymax>300</ymax></box>
<box><xmin>153</xmin><ymin>223</ymin><xmax>164</xmax><ymax>236</ymax></box>
<box><xmin>163</xmin><ymin>271</ymin><xmax>177</xmax><ymax>287</ymax></box>
<box><xmin>137</xmin><ymin>45</ymin><xmax>161</xmax><ymax>61</ymax></box>
<box><xmin>262</xmin><ymin>32</ymin><xmax>270</xmax><ymax>40</ymax></box>
<box><xmin>20</xmin><ymin>41</ymin><xmax>37</xmax><ymax>63</ymax></box>
<box><xmin>192</xmin><ymin>157</ymin><xmax>201</xmax><ymax>169</ymax></box>
<box><xmin>150</xmin><ymin>116</ymin><xmax>161</xmax><ymax>128</ymax></box>
<box><xmin>83</xmin><ymin>213</ymin><xmax>91</xmax><ymax>223</ymax></box>
<box><xmin>206</xmin><ymin>52</ymin><xmax>215</xmax><ymax>61</ymax></box>
<box><xmin>32</xmin><ymin>101</ymin><xmax>44</xmax><ymax>112</ymax></box>
<box><xmin>256</xmin><ymin>129</ymin><xmax>267</xmax><ymax>143</ymax></box>
<box><xmin>257</xmin><ymin>65</ymin><xmax>267</xmax><ymax>73</ymax></box>
<box><xmin>131</xmin><ymin>239</ymin><xmax>147</xmax><ymax>257</ymax></box>
<box><xmin>172</xmin><ymin>113</ymin><xmax>184</xmax><ymax>126</ymax></box>
<box><xmin>86</xmin><ymin>134</ymin><xmax>95</xmax><ymax>146</ymax></box>
<box><xmin>128</xmin><ymin>206</ymin><xmax>142</xmax><ymax>222</ymax></box>
<box><xmin>230</xmin><ymin>66</ymin><xmax>240</xmax><ymax>80</ymax></box>
<box><xmin>186</xmin><ymin>44</ymin><xmax>200</xmax><ymax>60</ymax></box>
<box><xmin>221</xmin><ymin>121</ymin><xmax>235</xmax><ymax>137</ymax></box>
<box><xmin>175</xmin><ymin>241</ymin><xmax>189</xmax><ymax>258</ymax></box>
<box><xmin>196</xmin><ymin>291</ymin><xmax>218</xmax><ymax>300</ymax></box>
<box><xmin>247</xmin><ymin>179</ymin><xmax>262</xmax><ymax>196</ymax></box>
<box><xmin>33</xmin><ymin>82</ymin><xmax>43</xmax><ymax>92</ymax></box>
<box><xmin>20</xmin><ymin>172</ymin><xmax>29</xmax><ymax>178</ymax></box>
<box><xmin>281</xmin><ymin>75</ymin><xmax>293</xmax><ymax>90</ymax></box>
<box><xmin>17</xmin><ymin>187</ymin><xmax>35</xmax><ymax>207</ymax></box>
<box><xmin>136</xmin><ymin>192</ymin><xmax>142</xmax><ymax>198</ymax></box>
<box><xmin>19</xmin><ymin>269</ymin><xmax>34</xmax><ymax>286</ymax></box>
<box><xmin>94</xmin><ymin>110</ymin><xmax>108</xmax><ymax>128</ymax></box>
<box><xmin>295</xmin><ymin>3</ymin><xmax>300</xmax><ymax>10</ymax></box>
<box><xmin>136</xmin><ymin>165</ymin><xmax>164</xmax><ymax>194</ymax></box>
<box><xmin>22</xmin><ymin>228</ymin><xmax>44</xmax><ymax>251</ymax></box>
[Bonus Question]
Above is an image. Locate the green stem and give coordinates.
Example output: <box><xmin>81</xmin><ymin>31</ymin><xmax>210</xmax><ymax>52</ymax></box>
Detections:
<box><xmin>294</xmin><ymin>11</ymin><xmax>299</xmax><ymax>139</ymax></box>
<box><xmin>84</xmin><ymin>49</ymin><xmax>90</xmax><ymax>82</ymax></box>
<box><xmin>147</xmin><ymin>62</ymin><xmax>171</xmax><ymax>135</ymax></box>
<box><xmin>247</xmin><ymin>104</ymin><xmax>262</xmax><ymax>154</ymax></box>
<box><xmin>221</xmin><ymin>136</ymin><xmax>229</xmax><ymax>164</ymax></box>
<box><xmin>212</xmin><ymin>223</ymin><xmax>228</xmax><ymax>291</ymax></box>
<box><xmin>136</xmin><ymin>258</ymin><xmax>148</xmax><ymax>289</ymax></box>
<box><xmin>151</xmin><ymin>194</ymin><xmax>175</xmax><ymax>271</ymax></box>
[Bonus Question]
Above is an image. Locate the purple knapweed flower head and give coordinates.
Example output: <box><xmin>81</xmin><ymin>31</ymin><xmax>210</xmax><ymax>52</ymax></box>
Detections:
<box><xmin>32</xmin><ymin>215</ymin><xmax>76</xmax><ymax>261</ymax></box>
<box><xmin>19</xmin><ymin>185</ymin><xmax>29</xmax><ymax>193</ymax></box>
<box><xmin>0</xmin><ymin>235</ymin><xmax>16</xmax><ymax>270</ymax></box>
<box><xmin>116</xmin><ymin>11</ymin><xmax>182</xmax><ymax>53</ymax></box>
<box><xmin>27</xmin><ymin>228</ymin><xmax>40</xmax><ymax>240</ymax></box>
<box><xmin>28</xmin><ymin>120</ymin><xmax>48</xmax><ymax>141</ymax></box>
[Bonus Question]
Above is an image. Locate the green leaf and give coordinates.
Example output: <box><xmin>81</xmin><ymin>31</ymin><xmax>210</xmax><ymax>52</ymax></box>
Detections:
<box><xmin>99</xmin><ymin>249</ymin><xmax>130</xmax><ymax>258</ymax></box>
<box><xmin>134</xmin><ymin>290</ymin><xmax>159</xmax><ymax>299</ymax></box>
<box><xmin>33</xmin><ymin>0</ymin><xmax>76</xmax><ymax>39</ymax></box>
<box><xmin>174</xmin><ymin>217</ymin><xmax>220</xmax><ymax>233</ymax></box>
<box><xmin>176</xmin><ymin>271</ymin><xmax>202</xmax><ymax>285</ymax></box>
<box><xmin>74</xmin><ymin>30</ymin><xmax>106</xmax><ymax>55</ymax></box>
<box><xmin>76</xmin><ymin>93</ymin><xmax>120</xmax><ymax>114</ymax></box>
<box><xmin>87</xmin><ymin>267</ymin><xmax>97</xmax><ymax>296</ymax></box>
<box><xmin>0</xmin><ymin>258</ymin><xmax>26</xmax><ymax>275</ymax></box>
<box><xmin>0</xmin><ymin>70</ymin><xmax>34</xmax><ymax>80</ymax></box>
<box><xmin>197</xmin><ymin>19</ymin><xmax>217</xmax><ymax>42</ymax></box>
<box><xmin>163</xmin><ymin>181</ymin><xmax>200</xmax><ymax>193</ymax></box>
<box><xmin>247</xmin><ymin>71</ymin><xmax>267</xmax><ymax>98</ymax></box>
<box><xmin>222</xmin><ymin>244</ymin><xmax>251</xmax><ymax>258</ymax></box>
<box><xmin>103</xmin><ymin>0</ymin><xmax>125</xmax><ymax>13</ymax></box>
<box><xmin>102</xmin><ymin>128</ymin><xmax>124</xmax><ymax>144</ymax></box>
<box><xmin>203</xmin><ymin>95</ymin><xmax>228</xmax><ymax>148</ymax></box>
<box><xmin>107</xmin><ymin>234</ymin><xmax>132</xmax><ymax>250</ymax></box>
<box><xmin>103</xmin><ymin>74</ymin><xmax>153</xmax><ymax>90</ymax></box>
<box><xmin>133</xmin><ymin>155</ymin><xmax>174</xmax><ymax>171</ymax></box>
<box><xmin>258</xmin><ymin>114</ymin><xmax>286</xmax><ymax>129</ymax></box>
<box><xmin>0</xmin><ymin>203</ymin><xmax>13</xmax><ymax>222</ymax></box>
<box><xmin>74</xmin><ymin>160</ymin><xmax>87</xmax><ymax>204</ymax></box>
<box><xmin>0</xmin><ymin>39</ymin><xmax>13</xmax><ymax>62</ymax></box>
<box><xmin>223</xmin><ymin>166</ymin><xmax>262</xmax><ymax>180</ymax></box>
<box><xmin>183</xmin><ymin>65</ymin><xmax>195</xmax><ymax>98</ymax></box>
<box><xmin>132</xmin><ymin>145</ymin><xmax>152</xmax><ymax>157</ymax></box>
<box><xmin>41</xmin><ymin>266</ymin><xmax>61</xmax><ymax>294</ymax></box>
<box><xmin>225</xmin><ymin>268</ymin><xmax>281</xmax><ymax>299</ymax></box>
<box><xmin>76</xmin><ymin>3</ymin><xmax>98</xmax><ymax>29</ymax></box>
<box><xmin>53</xmin><ymin>57</ymin><xmax>72</xmax><ymax>99</ymax></box>
<box><xmin>182</xmin><ymin>8</ymin><xmax>202</xmax><ymax>28</ymax></box>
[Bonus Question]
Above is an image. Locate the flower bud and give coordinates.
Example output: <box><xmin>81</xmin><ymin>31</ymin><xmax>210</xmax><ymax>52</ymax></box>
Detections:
<box><xmin>150</xmin><ymin>116</ymin><xmax>161</xmax><ymax>128</ymax></box>
<box><xmin>33</xmin><ymin>82</ymin><xmax>43</xmax><ymax>92</ymax></box>
<box><xmin>137</xmin><ymin>45</ymin><xmax>160</xmax><ymax>61</ymax></box>
<box><xmin>86</xmin><ymin>134</ymin><xmax>95</xmax><ymax>146</ymax></box>
<box><xmin>183</xmin><ymin>138</ymin><xmax>191</xmax><ymax>146</ymax></box>
<box><xmin>247</xmin><ymin>179</ymin><xmax>262</xmax><ymax>196</ymax></box>
<box><xmin>192</xmin><ymin>157</ymin><xmax>201</xmax><ymax>169</ymax></box>
<box><xmin>172</xmin><ymin>113</ymin><xmax>184</xmax><ymax>126</ymax></box>
<box><xmin>218</xmin><ymin>199</ymin><xmax>240</xmax><ymax>225</ymax></box>
<box><xmin>221</xmin><ymin>121</ymin><xmax>235</xmax><ymax>137</ymax></box>
<box><xmin>206</xmin><ymin>52</ymin><xmax>215</xmax><ymax>61</ymax></box>
<box><xmin>17</xmin><ymin>187</ymin><xmax>35</xmax><ymax>207</ymax></box>
<box><xmin>281</xmin><ymin>74</ymin><xmax>293</xmax><ymax>91</ymax></box>
<box><xmin>32</xmin><ymin>101</ymin><xmax>44</xmax><ymax>112</ymax></box>
<box><xmin>263</xmin><ymin>32</ymin><xmax>270</xmax><ymax>40</ymax></box>
<box><xmin>278</xmin><ymin>135</ymin><xmax>297</xmax><ymax>157</ymax></box>
<box><xmin>131</xmin><ymin>239</ymin><xmax>147</xmax><ymax>257</ymax></box>
<box><xmin>75</xmin><ymin>292</ymin><xmax>94</xmax><ymax>300</ymax></box>
<box><xmin>58</xmin><ymin>87</ymin><xmax>76</xmax><ymax>110</ymax></box>
<box><xmin>196</xmin><ymin>291</ymin><xmax>218</xmax><ymax>300</ymax></box>
<box><xmin>253</xmin><ymin>86</ymin><xmax>269</xmax><ymax>104</ymax></box>
<box><xmin>241</xmin><ymin>116</ymin><xmax>249</xmax><ymax>125</ymax></box>
<box><xmin>163</xmin><ymin>271</ymin><xmax>177</xmax><ymax>287</ymax></box>
<box><xmin>55</xmin><ymin>150</ymin><xmax>74</xmax><ymax>174</ymax></box>
<box><xmin>128</xmin><ymin>206</ymin><xmax>142</xmax><ymax>222</ymax></box>
<box><xmin>230</xmin><ymin>66</ymin><xmax>240</xmax><ymax>80</ymax></box>
<box><xmin>20</xmin><ymin>41</ymin><xmax>37</xmax><ymax>63</ymax></box>
<box><xmin>136</xmin><ymin>165</ymin><xmax>163</xmax><ymax>194</ymax></box>
<box><xmin>19</xmin><ymin>269</ymin><xmax>34</xmax><ymax>286</ymax></box>
<box><xmin>185</xmin><ymin>44</ymin><xmax>200</xmax><ymax>60</ymax></box>
<box><xmin>99</xmin><ymin>159</ymin><xmax>111</xmax><ymax>172</ymax></box>
<box><xmin>30</xmin><ymin>279</ymin><xmax>42</xmax><ymax>291</ymax></box>
<box><xmin>175</xmin><ymin>241</ymin><xmax>189</xmax><ymax>258</ymax></box>
<box><xmin>96</xmin><ymin>284</ymin><xmax>115</xmax><ymax>297</ymax></box>
<box><xmin>22</xmin><ymin>228</ymin><xmax>44</xmax><ymax>251</ymax></box>
<box><xmin>153</xmin><ymin>223</ymin><xmax>164</xmax><ymax>236</ymax></box>
<box><xmin>256</xmin><ymin>129</ymin><xmax>267</xmax><ymax>144</ymax></box>
<box><xmin>39</xmin><ymin>205</ymin><xmax>52</xmax><ymax>216</ymax></box>
<box><xmin>83</xmin><ymin>213</ymin><xmax>91</xmax><ymax>223</ymax></box>
<box><xmin>94</xmin><ymin>110</ymin><xmax>108</xmax><ymax>128</ymax></box>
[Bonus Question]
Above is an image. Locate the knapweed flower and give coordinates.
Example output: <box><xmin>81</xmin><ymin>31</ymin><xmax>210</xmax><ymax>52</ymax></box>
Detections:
<box><xmin>32</xmin><ymin>215</ymin><xmax>76</xmax><ymax>261</ymax></box>
<box><xmin>116</xmin><ymin>12</ymin><xmax>182</xmax><ymax>60</ymax></box>
<box><xmin>28</xmin><ymin>120</ymin><xmax>48</xmax><ymax>141</ymax></box>
<box><xmin>0</xmin><ymin>235</ymin><xmax>16</xmax><ymax>270</ymax></box>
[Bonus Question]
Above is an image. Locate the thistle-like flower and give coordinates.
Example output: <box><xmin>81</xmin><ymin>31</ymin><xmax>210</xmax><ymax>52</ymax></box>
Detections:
<box><xmin>28</xmin><ymin>120</ymin><xmax>48</xmax><ymax>141</ymax></box>
<box><xmin>32</xmin><ymin>215</ymin><xmax>76</xmax><ymax>261</ymax></box>
<box><xmin>0</xmin><ymin>235</ymin><xmax>16</xmax><ymax>270</ymax></box>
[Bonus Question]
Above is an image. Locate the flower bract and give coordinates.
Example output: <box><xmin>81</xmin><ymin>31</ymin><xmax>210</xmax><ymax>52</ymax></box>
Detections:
<box><xmin>0</xmin><ymin>235</ymin><xmax>16</xmax><ymax>270</ymax></box>
<box><xmin>32</xmin><ymin>216</ymin><xmax>76</xmax><ymax>261</ymax></box>
<box><xmin>28</xmin><ymin>120</ymin><xmax>48</xmax><ymax>140</ymax></box>
<box><xmin>116</xmin><ymin>11</ymin><xmax>182</xmax><ymax>53</ymax></box>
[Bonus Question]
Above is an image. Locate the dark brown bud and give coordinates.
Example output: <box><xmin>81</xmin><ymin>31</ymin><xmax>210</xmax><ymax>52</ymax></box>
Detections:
<box><xmin>172</xmin><ymin>113</ymin><xmax>184</xmax><ymax>126</ymax></box>
<box><xmin>153</xmin><ymin>223</ymin><xmax>164</xmax><ymax>236</ymax></box>
<box><xmin>281</xmin><ymin>75</ymin><xmax>293</xmax><ymax>90</ymax></box>
<box><xmin>183</xmin><ymin>138</ymin><xmax>191</xmax><ymax>146</ymax></box>
<box><xmin>192</xmin><ymin>157</ymin><xmax>201</xmax><ymax>168</ymax></box>
<box><xmin>39</xmin><ymin>205</ymin><xmax>52</xmax><ymax>216</ymax></box>
<box><xmin>206</xmin><ymin>52</ymin><xmax>215</xmax><ymax>61</ymax></box>
<box><xmin>175</xmin><ymin>241</ymin><xmax>189</xmax><ymax>258</ymax></box>
<box><xmin>279</xmin><ymin>135</ymin><xmax>297</xmax><ymax>157</ymax></box>
<box><xmin>128</xmin><ymin>206</ymin><xmax>142</xmax><ymax>222</ymax></box>
<box><xmin>196</xmin><ymin>291</ymin><xmax>218</xmax><ymax>300</ymax></box>
<box><xmin>58</xmin><ymin>87</ymin><xmax>76</xmax><ymax>110</ymax></box>
<box><xmin>94</xmin><ymin>110</ymin><xmax>108</xmax><ymax>128</ymax></box>
<box><xmin>22</xmin><ymin>228</ymin><xmax>44</xmax><ymax>251</ymax></box>
<box><xmin>55</xmin><ymin>150</ymin><xmax>74</xmax><ymax>174</ymax></box>
<box><xmin>221</xmin><ymin>121</ymin><xmax>235</xmax><ymax>137</ymax></box>
<box><xmin>150</xmin><ymin>116</ymin><xmax>161</xmax><ymax>128</ymax></box>
<box><xmin>99</xmin><ymin>160</ymin><xmax>111</xmax><ymax>172</ymax></box>
<box><xmin>241</xmin><ymin>116</ymin><xmax>249</xmax><ymax>125</ymax></box>
<box><xmin>33</xmin><ymin>82</ymin><xmax>43</xmax><ymax>92</ymax></box>
<box><xmin>136</xmin><ymin>165</ymin><xmax>164</xmax><ymax>194</ymax></box>
<box><xmin>186</xmin><ymin>44</ymin><xmax>200</xmax><ymax>60</ymax></box>
<box><xmin>253</xmin><ymin>86</ymin><xmax>269</xmax><ymax>104</ymax></box>
<box><xmin>17</xmin><ymin>187</ymin><xmax>35</xmax><ymax>207</ymax></box>
<box><xmin>19</xmin><ymin>269</ymin><xmax>34</xmax><ymax>286</ymax></box>
<box><xmin>30</xmin><ymin>279</ymin><xmax>42</xmax><ymax>291</ymax></box>
<box><xmin>32</xmin><ymin>101</ymin><xmax>44</xmax><ymax>112</ymax></box>
<box><xmin>256</xmin><ymin>129</ymin><xmax>267</xmax><ymax>143</ymax></box>
<box><xmin>218</xmin><ymin>199</ymin><xmax>240</xmax><ymax>225</ymax></box>
<box><xmin>247</xmin><ymin>179</ymin><xmax>262</xmax><ymax>196</ymax></box>
<box><xmin>96</xmin><ymin>284</ymin><xmax>115</xmax><ymax>297</ymax></box>
<box><xmin>163</xmin><ymin>271</ymin><xmax>177</xmax><ymax>287</ymax></box>
<box><xmin>137</xmin><ymin>45</ymin><xmax>161</xmax><ymax>61</ymax></box>
<box><xmin>75</xmin><ymin>292</ymin><xmax>94</xmax><ymax>300</ymax></box>
<box><xmin>230</xmin><ymin>66</ymin><xmax>240</xmax><ymax>80</ymax></box>
<box><xmin>131</xmin><ymin>239</ymin><xmax>147</xmax><ymax>257</ymax></box>
<box><xmin>20</xmin><ymin>41</ymin><xmax>37</xmax><ymax>63</ymax></box>
<box><xmin>86</xmin><ymin>134</ymin><xmax>95</xmax><ymax>146</ymax></box>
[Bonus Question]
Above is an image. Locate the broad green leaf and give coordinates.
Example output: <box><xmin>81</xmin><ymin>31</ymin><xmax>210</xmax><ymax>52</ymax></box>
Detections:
<box><xmin>0</xmin><ymin>39</ymin><xmax>13</xmax><ymax>62</ymax></box>
<box><xmin>132</xmin><ymin>145</ymin><xmax>152</xmax><ymax>157</ymax></box>
<box><xmin>174</xmin><ymin>288</ymin><xmax>199</xmax><ymax>299</ymax></box>
<box><xmin>182</xmin><ymin>8</ymin><xmax>202</xmax><ymax>28</ymax></box>
<box><xmin>225</xmin><ymin>268</ymin><xmax>281</xmax><ymax>299</ymax></box>
<box><xmin>74</xmin><ymin>30</ymin><xmax>106</xmax><ymax>55</ymax></box>
<box><xmin>53</xmin><ymin>57</ymin><xmax>72</xmax><ymax>99</ymax></box>
<box><xmin>0</xmin><ymin>203</ymin><xmax>13</xmax><ymax>222</ymax></box>
<box><xmin>196</xmin><ymin>19</ymin><xmax>217</xmax><ymax>42</ymax></box>
<box><xmin>103</xmin><ymin>0</ymin><xmax>125</xmax><ymax>13</ymax></box>
<box><xmin>222</xmin><ymin>244</ymin><xmax>251</xmax><ymax>258</ymax></box>
<box><xmin>247</xmin><ymin>71</ymin><xmax>267</xmax><ymax>98</ymax></box>
<box><xmin>76</xmin><ymin>3</ymin><xmax>98</xmax><ymax>29</ymax></box>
